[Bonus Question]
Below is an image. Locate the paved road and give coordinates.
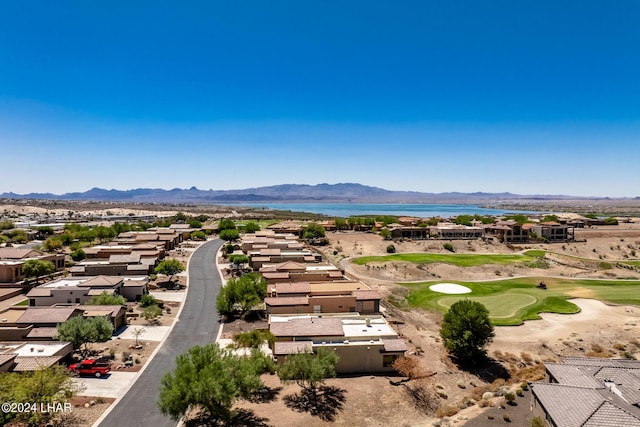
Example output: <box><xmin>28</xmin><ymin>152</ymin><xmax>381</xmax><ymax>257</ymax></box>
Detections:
<box><xmin>97</xmin><ymin>239</ymin><xmax>224</xmax><ymax>427</ymax></box>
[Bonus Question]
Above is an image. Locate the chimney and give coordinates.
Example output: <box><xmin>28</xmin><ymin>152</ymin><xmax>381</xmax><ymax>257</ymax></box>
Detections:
<box><xmin>365</xmin><ymin>317</ymin><xmax>371</xmax><ymax>327</ymax></box>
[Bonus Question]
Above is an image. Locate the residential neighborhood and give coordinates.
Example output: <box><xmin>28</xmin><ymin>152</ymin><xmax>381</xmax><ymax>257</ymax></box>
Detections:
<box><xmin>0</xmin><ymin>206</ymin><xmax>638</xmax><ymax>426</ymax></box>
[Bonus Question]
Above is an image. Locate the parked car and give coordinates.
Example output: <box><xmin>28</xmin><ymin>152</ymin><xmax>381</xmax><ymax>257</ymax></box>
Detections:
<box><xmin>69</xmin><ymin>359</ymin><xmax>111</xmax><ymax>378</ymax></box>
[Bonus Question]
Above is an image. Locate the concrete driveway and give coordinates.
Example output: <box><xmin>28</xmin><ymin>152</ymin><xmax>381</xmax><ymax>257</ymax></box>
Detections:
<box><xmin>149</xmin><ymin>291</ymin><xmax>186</xmax><ymax>302</ymax></box>
<box><xmin>76</xmin><ymin>372</ymin><xmax>138</xmax><ymax>399</ymax></box>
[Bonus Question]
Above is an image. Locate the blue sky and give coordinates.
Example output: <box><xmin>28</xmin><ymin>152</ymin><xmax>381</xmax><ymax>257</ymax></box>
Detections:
<box><xmin>1</xmin><ymin>1</ymin><xmax>638</xmax><ymax>197</ymax></box>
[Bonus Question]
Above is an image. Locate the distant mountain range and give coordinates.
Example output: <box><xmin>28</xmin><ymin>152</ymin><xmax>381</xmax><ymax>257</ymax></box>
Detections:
<box><xmin>1</xmin><ymin>183</ymin><xmax>626</xmax><ymax>204</ymax></box>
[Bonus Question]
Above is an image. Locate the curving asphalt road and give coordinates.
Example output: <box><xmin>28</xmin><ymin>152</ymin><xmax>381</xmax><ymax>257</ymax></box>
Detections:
<box><xmin>96</xmin><ymin>238</ymin><xmax>225</xmax><ymax>427</ymax></box>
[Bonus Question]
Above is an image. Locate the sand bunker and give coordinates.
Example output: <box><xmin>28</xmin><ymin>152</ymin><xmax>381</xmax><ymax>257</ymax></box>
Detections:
<box><xmin>429</xmin><ymin>283</ymin><xmax>472</xmax><ymax>294</ymax></box>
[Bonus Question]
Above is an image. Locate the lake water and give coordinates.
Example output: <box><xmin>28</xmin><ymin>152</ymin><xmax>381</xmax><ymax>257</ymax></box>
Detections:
<box><xmin>225</xmin><ymin>203</ymin><xmax>535</xmax><ymax>218</ymax></box>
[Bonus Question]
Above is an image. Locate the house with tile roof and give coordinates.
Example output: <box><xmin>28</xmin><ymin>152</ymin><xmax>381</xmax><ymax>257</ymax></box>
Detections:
<box><xmin>531</xmin><ymin>357</ymin><xmax>640</xmax><ymax>426</ymax></box>
<box><xmin>259</xmin><ymin>261</ymin><xmax>344</xmax><ymax>284</ymax></box>
<box><xmin>0</xmin><ymin>248</ymin><xmax>65</xmax><ymax>284</ymax></box>
<box><xmin>265</xmin><ymin>280</ymin><xmax>381</xmax><ymax>315</ymax></box>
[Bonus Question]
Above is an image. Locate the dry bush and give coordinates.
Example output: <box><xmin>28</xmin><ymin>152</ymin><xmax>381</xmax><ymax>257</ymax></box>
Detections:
<box><xmin>509</xmin><ymin>363</ymin><xmax>546</xmax><ymax>382</ymax></box>
<box><xmin>491</xmin><ymin>378</ymin><xmax>507</xmax><ymax>390</ymax></box>
<box><xmin>586</xmin><ymin>343</ymin><xmax>613</xmax><ymax>358</ymax></box>
<box><xmin>613</xmin><ymin>343</ymin><xmax>626</xmax><ymax>351</ymax></box>
<box><xmin>470</xmin><ymin>384</ymin><xmax>493</xmax><ymax>401</ymax></box>
<box><xmin>392</xmin><ymin>356</ymin><xmax>431</xmax><ymax>379</ymax></box>
<box><xmin>585</xmin><ymin>350</ymin><xmax>614</xmax><ymax>358</ymax></box>
<box><xmin>505</xmin><ymin>352</ymin><xmax>520</xmax><ymax>363</ymax></box>
<box><xmin>435</xmin><ymin>404</ymin><xmax>459</xmax><ymax>418</ymax></box>
<box><xmin>520</xmin><ymin>352</ymin><xmax>533</xmax><ymax>363</ymax></box>
<box><xmin>478</xmin><ymin>399</ymin><xmax>492</xmax><ymax>408</ymax></box>
<box><xmin>630</xmin><ymin>338</ymin><xmax>640</xmax><ymax>348</ymax></box>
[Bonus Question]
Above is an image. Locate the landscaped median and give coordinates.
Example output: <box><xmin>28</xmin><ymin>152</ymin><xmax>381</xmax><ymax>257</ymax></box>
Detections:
<box><xmin>400</xmin><ymin>277</ymin><xmax>640</xmax><ymax>326</ymax></box>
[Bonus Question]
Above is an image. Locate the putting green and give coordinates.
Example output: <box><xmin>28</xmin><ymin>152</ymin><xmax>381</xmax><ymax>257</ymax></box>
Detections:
<box><xmin>403</xmin><ymin>277</ymin><xmax>640</xmax><ymax>326</ymax></box>
<box><xmin>437</xmin><ymin>293</ymin><xmax>537</xmax><ymax>319</ymax></box>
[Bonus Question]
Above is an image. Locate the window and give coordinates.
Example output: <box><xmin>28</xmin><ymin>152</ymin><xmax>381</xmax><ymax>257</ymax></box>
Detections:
<box><xmin>75</xmin><ymin>298</ymin><xmax>80</xmax><ymax>303</ymax></box>
<box><xmin>383</xmin><ymin>355</ymin><xmax>398</xmax><ymax>368</ymax></box>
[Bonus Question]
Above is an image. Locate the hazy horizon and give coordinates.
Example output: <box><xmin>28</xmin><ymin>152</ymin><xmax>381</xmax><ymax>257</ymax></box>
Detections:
<box><xmin>1</xmin><ymin>2</ymin><xmax>638</xmax><ymax>197</ymax></box>
<box><xmin>1</xmin><ymin>182</ymin><xmax>637</xmax><ymax>200</ymax></box>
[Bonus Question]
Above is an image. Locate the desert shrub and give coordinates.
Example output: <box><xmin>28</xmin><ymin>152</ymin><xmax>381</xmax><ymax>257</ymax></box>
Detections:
<box><xmin>386</xmin><ymin>244</ymin><xmax>396</xmax><ymax>253</ymax></box>
<box><xmin>435</xmin><ymin>405</ymin><xmax>458</xmax><ymax>418</ymax></box>
<box><xmin>523</xmin><ymin>258</ymin><xmax>549</xmax><ymax>269</ymax></box>
<box><xmin>491</xmin><ymin>378</ymin><xmax>507</xmax><ymax>390</ymax></box>
<box><xmin>613</xmin><ymin>343</ymin><xmax>626</xmax><ymax>351</ymax></box>
<box><xmin>623</xmin><ymin>351</ymin><xmax>637</xmax><ymax>360</ymax></box>
<box><xmin>443</xmin><ymin>242</ymin><xmax>454</xmax><ymax>252</ymax></box>
<box><xmin>122</xmin><ymin>351</ymin><xmax>131</xmax><ymax>362</ymax></box>
<box><xmin>504</xmin><ymin>392</ymin><xmax>516</xmax><ymax>404</ymax></box>
<box><xmin>531</xmin><ymin>417</ymin><xmax>545</xmax><ymax>427</ymax></box>
<box><xmin>516</xmin><ymin>388</ymin><xmax>523</xmax><ymax>397</ymax></box>
<box><xmin>471</xmin><ymin>385</ymin><xmax>493</xmax><ymax>401</ymax></box>
<box><xmin>139</xmin><ymin>294</ymin><xmax>158</xmax><ymax>308</ymax></box>
<box><xmin>508</xmin><ymin>363</ymin><xmax>546</xmax><ymax>382</ymax></box>
<box><xmin>591</xmin><ymin>343</ymin><xmax>604</xmax><ymax>353</ymax></box>
<box><xmin>503</xmin><ymin>413</ymin><xmax>511</xmax><ymax>422</ymax></box>
<box><xmin>392</xmin><ymin>356</ymin><xmax>428</xmax><ymax>379</ymax></box>
<box><xmin>478</xmin><ymin>399</ymin><xmax>492</xmax><ymax>408</ymax></box>
<box><xmin>598</xmin><ymin>261</ymin><xmax>612</xmax><ymax>270</ymax></box>
<box><xmin>520</xmin><ymin>352</ymin><xmax>533</xmax><ymax>363</ymax></box>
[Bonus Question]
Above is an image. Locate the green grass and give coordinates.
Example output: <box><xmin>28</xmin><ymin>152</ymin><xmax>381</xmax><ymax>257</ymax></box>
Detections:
<box><xmin>622</xmin><ymin>261</ymin><xmax>640</xmax><ymax>267</ymax></box>
<box><xmin>402</xmin><ymin>277</ymin><xmax>640</xmax><ymax>326</ymax></box>
<box><xmin>14</xmin><ymin>299</ymin><xmax>28</xmax><ymax>306</ymax></box>
<box><xmin>352</xmin><ymin>251</ymin><xmax>546</xmax><ymax>268</ymax></box>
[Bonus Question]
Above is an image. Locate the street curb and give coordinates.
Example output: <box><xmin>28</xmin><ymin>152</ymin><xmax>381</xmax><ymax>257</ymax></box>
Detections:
<box><xmin>92</xmin><ymin>240</ymin><xmax>207</xmax><ymax>427</ymax></box>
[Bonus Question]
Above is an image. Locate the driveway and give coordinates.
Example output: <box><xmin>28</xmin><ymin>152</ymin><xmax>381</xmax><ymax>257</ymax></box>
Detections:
<box><xmin>95</xmin><ymin>238</ymin><xmax>225</xmax><ymax>427</ymax></box>
<box><xmin>77</xmin><ymin>372</ymin><xmax>138</xmax><ymax>399</ymax></box>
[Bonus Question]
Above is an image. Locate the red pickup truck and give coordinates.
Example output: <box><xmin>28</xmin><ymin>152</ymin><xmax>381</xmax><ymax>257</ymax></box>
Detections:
<box><xmin>69</xmin><ymin>359</ymin><xmax>111</xmax><ymax>378</ymax></box>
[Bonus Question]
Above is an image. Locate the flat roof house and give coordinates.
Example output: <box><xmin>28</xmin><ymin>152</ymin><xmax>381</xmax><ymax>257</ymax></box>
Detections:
<box><xmin>269</xmin><ymin>313</ymin><xmax>406</xmax><ymax>374</ymax></box>
<box><xmin>0</xmin><ymin>341</ymin><xmax>73</xmax><ymax>372</ymax></box>
<box><xmin>26</xmin><ymin>275</ymin><xmax>148</xmax><ymax>306</ymax></box>
<box><xmin>530</xmin><ymin>221</ymin><xmax>575</xmax><ymax>243</ymax></box>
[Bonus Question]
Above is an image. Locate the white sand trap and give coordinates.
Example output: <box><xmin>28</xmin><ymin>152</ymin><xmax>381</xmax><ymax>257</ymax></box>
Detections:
<box><xmin>429</xmin><ymin>283</ymin><xmax>472</xmax><ymax>294</ymax></box>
